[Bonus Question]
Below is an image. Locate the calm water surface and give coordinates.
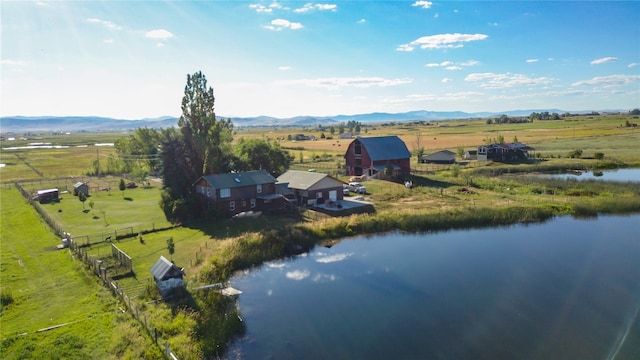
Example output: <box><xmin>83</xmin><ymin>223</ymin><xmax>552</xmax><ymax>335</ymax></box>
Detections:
<box><xmin>536</xmin><ymin>168</ymin><xmax>640</xmax><ymax>182</ymax></box>
<box><xmin>225</xmin><ymin>215</ymin><xmax>640</xmax><ymax>360</ymax></box>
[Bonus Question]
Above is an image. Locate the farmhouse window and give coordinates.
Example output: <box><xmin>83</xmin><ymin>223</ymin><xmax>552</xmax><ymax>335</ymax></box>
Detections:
<box><xmin>316</xmin><ymin>192</ymin><xmax>323</xmax><ymax>199</ymax></box>
<box><xmin>250</xmin><ymin>199</ymin><xmax>256</xmax><ymax>208</ymax></box>
<box><xmin>257</xmin><ymin>184</ymin><xmax>262</xmax><ymax>193</ymax></box>
<box><xmin>229</xmin><ymin>201</ymin><xmax>235</xmax><ymax>211</ymax></box>
<box><xmin>355</xmin><ymin>158</ymin><xmax>362</xmax><ymax>166</ymax></box>
<box><xmin>354</xmin><ymin>143</ymin><xmax>362</xmax><ymax>155</ymax></box>
<box><xmin>220</xmin><ymin>188</ymin><xmax>231</xmax><ymax>198</ymax></box>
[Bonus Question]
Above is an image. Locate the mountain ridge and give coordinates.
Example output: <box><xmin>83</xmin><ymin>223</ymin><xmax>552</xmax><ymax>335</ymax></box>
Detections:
<box><xmin>0</xmin><ymin>109</ymin><xmax>617</xmax><ymax>132</ymax></box>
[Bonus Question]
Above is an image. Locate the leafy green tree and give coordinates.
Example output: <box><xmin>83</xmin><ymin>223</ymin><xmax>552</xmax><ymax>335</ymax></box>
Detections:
<box><xmin>234</xmin><ymin>138</ymin><xmax>293</xmax><ymax>176</ymax></box>
<box><xmin>594</xmin><ymin>152</ymin><xmax>605</xmax><ymax>160</ymax></box>
<box><xmin>166</xmin><ymin>237</ymin><xmax>175</xmax><ymax>261</ymax></box>
<box><xmin>119</xmin><ymin>178</ymin><xmax>126</xmax><ymax>197</ymax></box>
<box><xmin>630</xmin><ymin>109</ymin><xmax>640</xmax><ymax>116</ymax></box>
<box><xmin>78</xmin><ymin>191</ymin><xmax>87</xmax><ymax>209</ymax></box>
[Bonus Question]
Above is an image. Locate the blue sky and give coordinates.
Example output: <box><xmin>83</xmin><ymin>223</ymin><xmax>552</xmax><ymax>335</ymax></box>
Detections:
<box><xmin>1</xmin><ymin>1</ymin><xmax>639</xmax><ymax>119</ymax></box>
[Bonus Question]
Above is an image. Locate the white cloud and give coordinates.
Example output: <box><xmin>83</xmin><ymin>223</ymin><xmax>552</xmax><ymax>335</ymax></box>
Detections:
<box><xmin>103</xmin><ymin>39</ymin><xmax>114</xmax><ymax>44</ymax></box>
<box><xmin>278</xmin><ymin>66</ymin><xmax>292</xmax><ymax>71</ymax></box>
<box><xmin>465</xmin><ymin>72</ymin><xmax>553</xmax><ymax>88</ymax></box>
<box><xmin>286</xmin><ymin>269</ymin><xmax>310</xmax><ymax>280</ymax></box>
<box><xmin>264</xmin><ymin>19</ymin><xmax>303</xmax><ymax>31</ymax></box>
<box><xmin>316</xmin><ymin>252</ymin><xmax>353</xmax><ymax>263</ymax></box>
<box><xmin>277</xmin><ymin>76</ymin><xmax>412</xmax><ymax>89</ymax></box>
<box><xmin>145</xmin><ymin>29</ymin><xmax>174</xmax><ymax>40</ymax></box>
<box><xmin>1</xmin><ymin>59</ymin><xmax>26</xmax><ymax>66</ymax></box>
<box><xmin>267</xmin><ymin>261</ymin><xmax>286</xmax><ymax>268</ymax></box>
<box><xmin>357</xmin><ymin>18</ymin><xmax>366</xmax><ymax>24</ymax></box>
<box><xmin>312</xmin><ymin>273</ymin><xmax>336</xmax><ymax>282</ymax></box>
<box><xmin>249</xmin><ymin>2</ymin><xmax>284</xmax><ymax>13</ymax></box>
<box><xmin>526</xmin><ymin>59</ymin><xmax>539</xmax><ymax>63</ymax></box>
<box><xmin>424</xmin><ymin>60</ymin><xmax>479</xmax><ymax>70</ymax></box>
<box><xmin>398</xmin><ymin>33</ymin><xmax>488</xmax><ymax>51</ymax></box>
<box><xmin>295</xmin><ymin>3</ymin><xmax>337</xmax><ymax>13</ymax></box>
<box><xmin>629</xmin><ymin>63</ymin><xmax>639</xmax><ymax>68</ymax></box>
<box><xmin>86</xmin><ymin>18</ymin><xmax>121</xmax><ymax>30</ymax></box>
<box><xmin>442</xmin><ymin>78</ymin><xmax>452</xmax><ymax>83</ymax></box>
<box><xmin>412</xmin><ymin>1</ymin><xmax>433</xmax><ymax>9</ymax></box>
<box><xmin>590</xmin><ymin>57</ymin><xmax>618</xmax><ymax>65</ymax></box>
<box><xmin>572</xmin><ymin>74</ymin><xmax>640</xmax><ymax>88</ymax></box>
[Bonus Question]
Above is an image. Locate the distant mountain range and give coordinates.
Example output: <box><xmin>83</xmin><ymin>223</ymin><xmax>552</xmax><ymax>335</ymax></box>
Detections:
<box><xmin>0</xmin><ymin>109</ymin><xmax>607</xmax><ymax>133</ymax></box>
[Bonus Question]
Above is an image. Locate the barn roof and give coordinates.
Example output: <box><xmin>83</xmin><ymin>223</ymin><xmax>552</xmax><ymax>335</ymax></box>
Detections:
<box><xmin>277</xmin><ymin>170</ymin><xmax>343</xmax><ymax>191</ymax></box>
<box><xmin>352</xmin><ymin>136</ymin><xmax>411</xmax><ymax>161</ymax></box>
<box><xmin>197</xmin><ymin>169</ymin><xmax>276</xmax><ymax>189</ymax></box>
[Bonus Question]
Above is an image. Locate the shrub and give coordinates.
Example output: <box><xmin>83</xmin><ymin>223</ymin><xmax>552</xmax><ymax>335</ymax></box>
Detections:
<box><xmin>568</xmin><ymin>149</ymin><xmax>583</xmax><ymax>158</ymax></box>
<box><xmin>594</xmin><ymin>152</ymin><xmax>604</xmax><ymax>160</ymax></box>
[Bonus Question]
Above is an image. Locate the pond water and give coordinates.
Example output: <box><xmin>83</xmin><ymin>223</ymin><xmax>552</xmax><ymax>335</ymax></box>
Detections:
<box><xmin>224</xmin><ymin>215</ymin><xmax>640</xmax><ymax>360</ymax></box>
<box><xmin>534</xmin><ymin>168</ymin><xmax>640</xmax><ymax>182</ymax></box>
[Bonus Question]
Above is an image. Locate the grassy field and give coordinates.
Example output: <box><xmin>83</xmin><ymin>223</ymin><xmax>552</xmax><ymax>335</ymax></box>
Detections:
<box><xmin>0</xmin><ymin>187</ymin><xmax>161</xmax><ymax>359</ymax></box>
<box><xmin>2</xmin><ymin>114</ymin><xmax>639</xmax><ymax>358</ymax></box>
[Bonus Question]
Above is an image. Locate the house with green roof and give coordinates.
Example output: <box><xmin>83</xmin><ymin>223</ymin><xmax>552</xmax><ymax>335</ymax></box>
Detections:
<box><xmin>193</xmin><ymin>169</ymin><xmax>287</xmax><ymax>216</ymax></box>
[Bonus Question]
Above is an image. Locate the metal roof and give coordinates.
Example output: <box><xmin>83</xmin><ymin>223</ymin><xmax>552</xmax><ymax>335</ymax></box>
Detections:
<box><xmin>423</xmin><ymin>150</ymin><xmax>456</xmax><ymax>161</ymax></box>
<box><xmin>150</xmin><ymin>256</ymin><xmax>183</xmax><ymax>281</ymax></box>
<box><xmin>277</xmin><ymin>170</ymin><xmax>342</xmax><ymax>191</ymax></box>
<box><xmin>352</xmin><ymin>136</ymin><xmax>411</xmax><ymax>161</ymax></box>
<box><xmin>198</xmin><ymin>169</ymin><xmax>276</xmax><ymax>189</ymax></box>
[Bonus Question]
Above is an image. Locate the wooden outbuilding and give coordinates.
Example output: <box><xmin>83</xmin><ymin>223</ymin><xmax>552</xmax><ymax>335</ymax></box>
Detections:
<box><xmin>37</xmin><ymin>188</ymin><xmax>59</xmax><ymax>203</ymax></box>
<box><xmin>150</xmin><ymin>256</ymin><xmax>185</xmax><ymax>298</ymax></box>
<box><xmin>73</xmin><ymin>182</ymin><xmax>89</xmax><ymax>197</ymax></box>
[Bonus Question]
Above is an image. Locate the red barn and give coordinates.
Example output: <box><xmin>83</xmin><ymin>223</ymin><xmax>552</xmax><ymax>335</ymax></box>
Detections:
<box><xmin>344</xmin><ymin>136</ymin><xmax>411</xmax><ymax>177</ymax></box>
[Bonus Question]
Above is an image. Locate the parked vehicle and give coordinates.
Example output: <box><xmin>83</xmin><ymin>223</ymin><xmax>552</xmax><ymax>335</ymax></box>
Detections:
<box><xmin>343</xmin><ymin>184</ymin><xmax>350</xmax><ymax>196</ymax></box>
<box><xmin>348</xmin><ymin>182</ymin><xmax>366</xmax><ymax>194</ymax></box>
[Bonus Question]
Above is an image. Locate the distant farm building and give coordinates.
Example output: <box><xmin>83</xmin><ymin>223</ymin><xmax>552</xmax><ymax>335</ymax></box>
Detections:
<box><xmin>478</xmin><ymin>142</ymin><xmax>535</xmax><ymax>162</ymax></box>
<box><xmin>420</xmin><ymin>150</ymin><xmax>456</xmax><ymax>164</ymax></box>
<box><xmin>464</xmin><ymin>150</ymin><xmax>478</xmax><ymax>160</ymax></box>
<box><xmin>73</xmin><ymin>182</ymin><xmax>89</xmax><ymax>197</ymax></box>
<box><xmin>150</xmin><ymin>256</ymin><xmax>185</xmax><ymax>298</ymax></box>
<box><xmin>344</xmin><ymin>136</ymin><xmax>411</xmax><ymax>177</ymax></box>
<box><xmin>36</xmin><ymin>188</ymin><xmax>59</xmax><ymax>203</ymax></box>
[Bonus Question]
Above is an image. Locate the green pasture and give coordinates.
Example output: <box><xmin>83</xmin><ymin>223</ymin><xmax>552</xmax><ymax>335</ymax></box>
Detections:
<box><xmin>0</xmin><ymin>187</ymin><xmax>116</xmax><ymax>358</ymax></box>
<box><xmin>33</xmin><ymin>180</ymin><xmax>171</xmax><ymax>239</ymax></box>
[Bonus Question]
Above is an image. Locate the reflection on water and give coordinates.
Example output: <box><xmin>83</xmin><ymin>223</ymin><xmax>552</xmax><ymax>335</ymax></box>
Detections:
<box><xmin>225</xmin><ymin>215</ymin><xmax>640</xmax><ymax>360</ymax></box>
<box><xmin>535</xmin><ymin>168</ymin><xmax>640</xmax><ymax>182</ymax></box>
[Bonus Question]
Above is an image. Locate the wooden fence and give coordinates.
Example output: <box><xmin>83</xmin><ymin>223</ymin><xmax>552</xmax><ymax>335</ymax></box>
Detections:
<box><xmin>68</xmin><ymin>238</ymin><xmax>179</xmax><ymax>359</ymax></box>
<box><xmin>13</xmin><ymin>181</ymin><xmax>179</xmax><ymax>359</ymax></box>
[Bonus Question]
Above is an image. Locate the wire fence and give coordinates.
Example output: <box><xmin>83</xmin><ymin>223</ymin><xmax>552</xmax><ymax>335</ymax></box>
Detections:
<box><xmin>68</xmin><ymin>239</ymin><xmax>178</xmax><ymax>359</ymax></box>
<box><xmin>12</xmin><ymin>181</ymin><xmax>179</xmax><ymax>359</ymax></box>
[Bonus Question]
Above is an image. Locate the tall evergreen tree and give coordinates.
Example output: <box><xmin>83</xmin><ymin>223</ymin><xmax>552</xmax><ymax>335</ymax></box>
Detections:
<box><xmin>159</xmin><ymin>71</ymin><xmax>234</xmax><ymax>222</ymax></box>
